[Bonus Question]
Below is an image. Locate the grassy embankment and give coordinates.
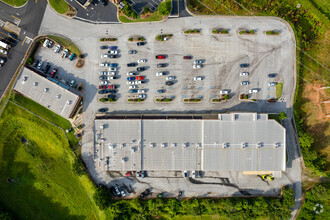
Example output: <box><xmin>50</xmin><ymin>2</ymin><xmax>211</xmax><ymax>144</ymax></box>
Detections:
<box><xmin>0</xmin><ymin>100</ymin><xmax>105</xmax><ymax>219</ymax></box>
<box><xmin>47</xmin><ymin>35</ymin><xmax>82</xmax><ymax>56</ymax></box>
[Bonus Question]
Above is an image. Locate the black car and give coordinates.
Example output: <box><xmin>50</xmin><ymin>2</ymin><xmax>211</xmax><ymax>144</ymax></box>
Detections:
<box><xmin>240</xmin><ymin>63</ymin><xmax>249</xmax><ymax>68</ymax></box>
<box><xmin>100</xmin><ymin>45</ymin><xmax>108</xmax><ymax>50</ymax></box>
<box><xmin>98</xmin><ymin>90</ymin><xmax>108</xmax><ymax>94</ymax></box>
<box><xmin>137</xmin><ymin>42</ymin><xmax>145</xmax><ymax>46</ymax></box>
<box><xmin>157</xmin><ymin>63</ymin><xmax>167</xmax><ymax>68</ymax></box>
<box><xmin>8</xmin><ymin>32</ymin><xmax>17</xmax><ymax>39</ymax></box>
<box><xmin>139</xmin><ymin>188</ymin><xmax>151</xmax><ymax>198</ymax></box>
<box><xmin>165</xmin><ymin>81</ymin><xmax>174</xmax><ymax>86</ymax></box>
<box><xmin>107</xmin><ymin>94</ymin><xmax>116</xmax><ymax>99</ymax></box>
<box><xmin>98</xmin><ymin>108</ymin><xmax>108</xmax><ymax>113</ymax></box>
<box><xmin>33</xmin><ymin>60</ymin><xmax>39</xmax><ymax>67</ymax></box>
<box><xmin>157</xmin><ymin>89</ymin><xmax>165</xmax><ymax>93</ymax></box>
<box><xmin>108</xmin><ymin>89</ymin><xmax>116</xmax><ymax>93</ymax></box>
<box><xmin>127</xmin><ymin>62</ymin><xmax>137</xmax><ymax>67</ymax></box>
<box><xmin>268</xmin><ymin>73</ymin><xmax>277</xmax><ymax>78</ymax></box>
<box><xmin>109</xmin><ymin>55</ymin><xmax>118</xmax><ymax>58</ymax></box>
<box><xmin>100</xmin><ymin>0</ymin><xmax>107</xmax><ymax>6</ymax></box>
<box><xmin>128</xmin><ymin>50</ymin><xmax>137</xmax><ymax>54</ymax></box>
<box><xmin>43</xmin><ymin>63</ymin><xmax>51</xmax><ymax>74</ymax></box>
<box><xmin>137</xmin><ymin>67</ymin><xmax>146</xmax><ymax>72</ymax></box>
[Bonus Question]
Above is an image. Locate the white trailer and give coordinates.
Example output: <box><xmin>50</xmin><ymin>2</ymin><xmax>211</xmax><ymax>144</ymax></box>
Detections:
<box><xmin>0</xmin><ymin>41</ymin><xmax>9</xmax><ymax>50</ymax></box>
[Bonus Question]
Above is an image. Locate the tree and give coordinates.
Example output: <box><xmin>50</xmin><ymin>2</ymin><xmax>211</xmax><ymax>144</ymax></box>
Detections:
<box><xmin>278</xmin><ymin>111</ymin><xmax>287</xmax><ymax>120</ymax></box>
<box><xmin>143</xmin><ymin>6</ymin><xmax>150</xmax><ymax>14</ymax></box>
<box><xmin>158</xmin><ymin>0</ymin><xmax>171</xmax><ymax>15</ymax></box>
<box><xmin>93</xmin><ymin>185</ymin><xmax>113</xmax><ymax>210</ymax></box>
<box><xmin>72</xmin><ymin>158</ymin><xmax>85</xmax><ymax>176</ymax></box>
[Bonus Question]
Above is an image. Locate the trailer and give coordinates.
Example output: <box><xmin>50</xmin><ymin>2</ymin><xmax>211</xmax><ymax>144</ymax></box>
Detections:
<box><xmin>0</xmin><ymin>41</ymin><xmax>9</xmax><ymax>50</ymax></box>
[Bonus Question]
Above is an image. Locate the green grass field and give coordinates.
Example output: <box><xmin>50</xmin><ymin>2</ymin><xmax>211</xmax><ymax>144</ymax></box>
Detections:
<box><xmin>276</xmin><ymin>83</ymin><xmax>283</xmax><ymax>99</ymax></box>
<box><xmin>47</xmin><ymin>35</ymin><xmax>81</xmax><ymax>56</ymax></box>
<box><xmin>119</xmin><ymin>11</ymin><xmax>163</xmax><ymax>23</ymax></box>
<box><xmin>0</xmin><ymin>101</ymin><xmax>104</xmax><ymax>219</ymax></box>
<box><xmin>49</xmin><ymin>0</ymin><xmax>69</xmax><ymax>15</ymax></box>
<box><xmin>1</xmin><ymin>0</ymin><xmax>27</xmax><ymax>7</ymax></box>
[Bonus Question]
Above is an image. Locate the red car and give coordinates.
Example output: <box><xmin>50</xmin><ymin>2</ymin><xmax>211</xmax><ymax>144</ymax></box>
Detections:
<box><xmin>183</xmin><ymin>56</ymin><xmax>192</xmax><ymax>59</ymax></box>
<box><xmin>108</xmin><ymin>85</ymin><xmax>114</xmax><ymax>89</ymax></box>
<box><xmin>155</xmin><ymin>55</ymin><xmax>165</xmax><ymax>59</ymax></box>
<box><xmin>99</xmin><ymin>85</ymin><xmax>107</xmax><ymax>89</ymax></box>
<box><xmin>136</xmin><ymin>76</ymin><xmax>144</xmax><ymax>80</ymax></box>
<box><xmin>50</xmin><ymin>68</ymin><xmax>57</xmax><ymax>78</ymax></box>
<box><xmin>126</xmin><ymin>171</ymin><xmax>134</xmax><ymax>177</ymax></box>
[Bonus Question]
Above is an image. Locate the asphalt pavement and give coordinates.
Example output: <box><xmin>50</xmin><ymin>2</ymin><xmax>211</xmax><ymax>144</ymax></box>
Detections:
<box><xmin>68</xmin><ymin>0</ymin><xmax>118</xmax><ymax>23</ymax></box>
<box><xmin>0</xmin><ymin>0</ymin><xmax>47</xmax><ymax>97</ymax></box>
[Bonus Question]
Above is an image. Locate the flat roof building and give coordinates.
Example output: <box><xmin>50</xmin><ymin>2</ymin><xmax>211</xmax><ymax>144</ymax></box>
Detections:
<box><xmin>94</xmin><ymin>113</ymin><xmax>286</xmax><ymax>177</ymax></box>
<box><xmin>14</xmin><ymin>67</ymin><xmax>81</xmax><ymax>119</ymax></box>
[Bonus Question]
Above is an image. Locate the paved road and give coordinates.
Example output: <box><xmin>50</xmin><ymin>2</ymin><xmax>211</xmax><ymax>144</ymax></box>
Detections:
<box><xmin>170</xmin><ymin>0</ymin><xmax>191</xmax><ymax>17</ymax></box>
<box><xmin>0</xmin><ymin>0</ymin><xmax>47</xmax><ymax>97</ymax></box>
<box><xmin>68</xmin><ymin>0</ymin><xmax>118</xmax><ymax>23</ymax></box>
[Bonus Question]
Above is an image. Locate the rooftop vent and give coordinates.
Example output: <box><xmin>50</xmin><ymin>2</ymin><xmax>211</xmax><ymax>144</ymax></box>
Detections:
<box><xmin>257</xmin><ymin>142</ymin><xmax>263</xmax><ymax>148</ymax></box>
<box><xmin>196</xmin><ymin>143</ymin><xmax>201</xmax><ymax>148</ymax></box>
<box><xmin>44</xmin><ymin>88</ymin><xmax>49</xmax><ymax>93</ymax></box>
<box><xmin>274</xmin><ymin>142</ymin><xmax>281</xmax><ymax>148</ymax></box>
<box><xmin>171</xmin><ymin>143</ymin><xmax>176</xmax><ymax>148</ymax></box>
<box><xmin>182</xmin><ymin>143</ymin><xmax>187</xmax><ymax>148</ymax></box>
<box><xmin>33</xmin><ymin>82</ymin><xmax>38</xmax><ymax>86</ymax></box>
<box><xmin>56</xmin><ymin>94</ymin><xmax>61</xmax><ymax>99</ymax></box>
<box><xmin>223</xmin><ymin>143</ymin><xmax>229</xmax><ymax>148</ymax></box>
<box><xmin>67</xmin><ymin>100</ymin><xmax>72</xmax><ymax>105</ymax></box>
<box><xmin>121</xmin><ymin>143</ymin><xmax>125</xmax><ymax>148</ymax></box>
<box><xmin>100</xmin><ymin>125</ymin><xmax>104</xmax><ymax>129</ymax></box>
<box><xmin>161</xmin><ymin>143</ymin><xmax>166</xmax><ymax>148</ymax></box>
<box><xmin>131</xmin><ymin>147</ymin><xmax>135</xmax><ymax>152</ymax></box>
<box><xmin>22</xmin><ymin>76</ymin><xmax>28</xmax><ymax>84</ymax></box>
<box><xmin>241</xmin><ymin>142</ymin><xmax>248</xmax><ymax>148</ymax></box>
<box><xmin>149</xmin><ymin>143</ymin><xmax>154</xmax><ymax>148</ymax></box>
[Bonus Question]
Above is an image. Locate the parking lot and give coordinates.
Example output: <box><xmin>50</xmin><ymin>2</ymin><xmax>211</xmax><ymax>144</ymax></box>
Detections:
<box><xmin>39</xmin><ymin>9</ymin><xmax>296</xmax><ymax>198</ymax></box>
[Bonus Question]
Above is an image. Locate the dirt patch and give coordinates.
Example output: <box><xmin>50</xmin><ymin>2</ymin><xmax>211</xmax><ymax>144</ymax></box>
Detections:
<box><xmin>140</xmin><ymin>12</ymin><xmax>153</xmax><ymax>19</ymax></box>
<box><xmin>75</xmin><ymin>58</ymin><xmax>85</xmax><ymax>69</ymax></box>
<box><xmin>65</xmin><ymin>5</ymin><xmax>76</xmax><ymax>18</ymax></box>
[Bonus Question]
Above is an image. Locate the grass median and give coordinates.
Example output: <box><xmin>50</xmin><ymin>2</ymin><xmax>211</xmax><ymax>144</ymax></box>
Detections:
<box><xmin>1</xmin><ymin>0</ymin><xmax>27</xmax><ymax>7</ymax></box>
<box><xmin>49</xmin><ymin>0</ymin><xmax>69</xmax><ymax>14</ymax></box>
<box><xmin>119</xmin><ymin>11</ymin><xmax>163</xmax><ymax>23</ymax></box>
<box><xmin>276</xmin><ymin>83</ymin><xmax>283</xmax><ymax>99</ymax></box>
<box><xmin>0</xmin><ymin>101</ymin><xmax>104</xmax><ymax>219</ymax></box>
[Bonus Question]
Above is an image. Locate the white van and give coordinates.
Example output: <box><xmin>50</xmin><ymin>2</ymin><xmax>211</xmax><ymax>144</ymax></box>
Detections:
<box><xmin>249</xmin><ymin>89</ymin><xmax>259</xmax><ymax>93</ymax></box>
<box><xmin>43</xmin><ymin>39</ymin><xmax>50</xmax><ymax>48</ymax></box>
<box><xmin>220</xmin><ymin>90</ymin><xmax>229</xmax><ymax>94</ymax></box>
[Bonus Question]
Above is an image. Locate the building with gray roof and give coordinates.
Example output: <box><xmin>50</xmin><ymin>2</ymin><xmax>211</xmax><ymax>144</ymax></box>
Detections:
<box><xmin>94</xmin><ymin>113</ymin><xmax>286</xmax><ymax>177</ymax></box>
<box><xmin>13</xmin><ymin>67</ymin><xmax>81</xmax><ymax>119</ymax></box>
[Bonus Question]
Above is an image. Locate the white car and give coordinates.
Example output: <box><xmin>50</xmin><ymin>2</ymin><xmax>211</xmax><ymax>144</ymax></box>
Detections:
<box><xmin>99</xmin><ymin>62</ymin><xmax>109</xmax><ymax>67</ymax></box>
<box><xmin>109</xmin><ymin>71</ymin><xmax>116</xmax><ymax>76</ymax></box>
<box><xmin>99</xmin><ymin>71</ymin><xmax>108</xmax><ymax>75</ymax></box>
<box><xmin>109</xmin><ymin>50</ymin><xmax>118</xmax><ymax>54</ymax></box>
<box><xmin>166</xmin><ymin>76</ymin><xmax>176</xmax><ymax>80</ymax></box>
<box><xmin>220</xmin><ymin>90</ymin><xmax>229</xmax><ymax>94</ymax></box>
<box><xmin>63</xmin><ymin>49</ymin><xmax>69</xmax><ymax>58</ymax></box>
<box><xmin>127</xmin><ymin>72</ymin><xmax>137</xmax><ymax>76</ymax></box>
<box><xmin>54</xmin><ymin>45</ymin><xmax>61</xmax><ymax>53</ymax></box>
<box><xmin>268</xmin><ymin>82</ymin><xmax>277</xmax><ymax>86</ymax></box>
<box><xmin>43</xmin><ymin>39</ymin><xmax>50</xmax><ymax>47</ymax></box>
<box><xmin>193</xmin><ymin>64</ymin><xmax>202</xmax><ymax>69</ymax></box>
<box><xmin>249</xmin><ymin>89</ymin><xmax>259</xmax><ymax>93</ymax></box>
<box><xmin>194</xmin><ymin>60</ymin><xmax>203</xmax><ymax>64</ymax></box>
<box><xmin>241</xmin><ymin>81</ymin><xmax>250</xmax><ymax>85</ymax></box>
<box><xmin>127</xmin><ymin>81</ymin><xmax>134</xmax><ymax>85</ymax></box>
<box><xmin>134</xmin><ymin>81</ymin><xmax>142</xmax><ymax>85</ymax></box>
<box><xmin>107</xmin><ymin>76</ymin><xmax>115</xmax><ymax>80</ymax></box>
<box><xmin>0</xmin><ymin>49</ymin><xmax>8</xmax><ymax>55</ymax></box>
<box><xmin>99</xmin><ymin>81</ymin><xmax>108</xmax><ymax>85</ymax></box>
<box><xmin>138</xmin><ymin>94</ymin><xmax>146</xmax><ymax>99</ymax></box>
<box><xmin>109</xmin><ymin>67</ymin><xmax>117</xmax><ymax>71</ymax></box>
<box><xmin>156</xmin><ymin>72</ymin><xmax>165</xmax><ymax>76</ymax></box>
<box><xmin>138</xmin><ymin>89</ymin><xmax>146</xmax><ymax>93</ymax></box>
<box><xmin>101</xmin><ymin>54</ymin><xmax>109</xmax><ymax>58</ymax></box>
<box><xmin>194</xmin><ymin>76</ymin><xmax>203</xmax><ymax>81</ymax></box>
<box><xmin>240</xmin><ymin>72</ymin><xmax>249</xmax><ymax>76</ymax></box>
<box><xmin>138</xmin><ymin>59</ymin><xmax>147</xmax><ymax>63</ymax></box>
<box><xmin>129</xmin><ymin>85</ymin><xmax>137</xmax><ymax>89</ymax></box>
<box><xmin>192</xmin><ymin>171</ymin><xmax>196</xmax><ymax>179</ymax></box>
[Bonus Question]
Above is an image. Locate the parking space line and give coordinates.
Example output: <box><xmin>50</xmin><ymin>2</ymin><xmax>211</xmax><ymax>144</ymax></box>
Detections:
<box><xmin>21</xmin><ymin>37</ymin><xmax>26</xmax><ymax>46</ymax></box>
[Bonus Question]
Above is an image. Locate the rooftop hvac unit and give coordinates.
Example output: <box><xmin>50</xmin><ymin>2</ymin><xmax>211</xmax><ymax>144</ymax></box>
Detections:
<box><xmin>67</xmin><ymin>100</ymin><xmax>72</xmax><ymax>105</ymax></box>
<box><xmin>56</xmin><ymin>94</ymin><xmax>61</xmax><ymax>99</ymax></box>
<box><xmin>223</xmin><ymin>143</ymin><xmax>229</xmax><ymax>148</ymax></box>
<box><xmin>257</xmin><ymin>142</ymin><xmax>263</xmax><ymax>148</ymax></box>
<box><xmin>121</xmin><ymin>143</ymin><xmax>125</xmax><ymax>148</ymax></box>
<box><xmin>100</xmin><ymin>125</ymin><xmax>104</xmax><ymax>129</ymax></box>
<box><xmin>196</xmin><ymin>143</ymin><xmax>201</xmax><ymax>148</ymax></box>
<box><xmin>182</xmin><ymin>143</ymin><xmax>187</xmax><ymax>148</ymax></box>
<box><xmin>131</xmin><ymin>147</ymin><xmax>135</xmax><ymax>152</ymax></box>
<box><xmin>149</xmin><ymin>143</ymin><xmax>154</xmax><ymax>148</ymax></box>
<box><xmin>241</xmin><ymin>142</ymin><xmax>248</xmax><ymax>148</ymax></box>
<box><xmin>22</xmin><ymin>76</ymin><xmax>28</xmax><ymax>84</ymax></box>
<box><xmin>33</xmin><ymin>82</ymin><xmax>38</xmax><ymax>86</ymax></box>
<box><xmin>121</xmin><ymin>157</ymin><xmax>126</xmax><ymax>163</ymax></box>
<box><xmin>161</xmin><ymin>143</ymin><xmax>166</xmax><ymax>148</ymax></box>
<box><xmin>44</xmin><ymin>88</ymin><xmax>49</xmax><ymax>93</ymax></box>
<box><xmin>171</xmin><ymin>143</ymin><xmax>176</xmax><ymax>148</ymax></box>
<box><xmin>274</xmin><ymin>142</ymin><xmax>281</xmax><ymax>148</ymax></box>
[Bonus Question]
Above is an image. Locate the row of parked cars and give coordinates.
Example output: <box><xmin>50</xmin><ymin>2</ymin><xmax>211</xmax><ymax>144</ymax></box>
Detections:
<box><xmin>43</xmin><ymin>39</ymin><xmax>75</xmax><ymax>60</ymax></box>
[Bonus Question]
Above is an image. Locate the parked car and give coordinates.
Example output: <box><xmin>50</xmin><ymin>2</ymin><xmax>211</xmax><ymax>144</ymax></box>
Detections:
<box><xmin>54</xmin><ymin>45</ymin><xmax>61</xmax><ymax>53</ymax></box>
<box><xmin>126</xmin><ymin>171</ymin><xmax>134</xmax><ymax>177</ymax></box>
<box><xmin>0</xmin><ymin>49</ymin><xmax>8</xmax><ymax>55</ymax></box>
<box><xmin>109</xmin><ymin>46</ymin><xmax>118</xmax><ymax>50</ymax></box>
<box><xmin>129</xmin><ymin>85</ymin><xmax>137</xmax><ymax>89</ymax></box>
<box><xmin>110</xmin><ymin>186</ymin><xmax>121</xmax><ymax>196</ymax></box>
<box><xmin>183</xmin><ymin>56</ymin><xmax>192</xmax><ymax>59</ymax></box>
<box><xmin>249</xmin><ymin>89</ymin><xmax>259</xmax><ymax>93</ymax></box>
<box><xmin>220</xmin><ymin>90</ymin><xmax>229</xmax><ymax>94</ymax></box>
<box><xmin>98</xmin><ymin>90</ymin><xmax>108</xmax><ymax>94</ymax></box>
<box><xmin>157</xmin><ymin>89</ymin><xmax>165</xmax><ymax>93</ymax></box>
<box><xmin>69</xmin><ymin>79</ymin><xmax>76</xmax><ymax>87</ymax></box>
<box><xmin>37</xmin><ymin>61</ymin><xmax>43</xmax><ymax>69</ymax></box>
<box><xmin>99</xmin><ymin>81</ymin><xmax>108</xmax><ymax>85</ymax></box>
<box><xmin>98</xmin><ymin>107</ymin><xmax>108</xmax><ymax>112</ymax></box>
<box><xmin>108</xmin><ymin>71</ymin><xmax>116</xmax><ymax>76</ymax></box>
<box><xmin>108</xmin><ymin>89</ymin><xmax>116</xmax><ymax>93</ymax></box>
<box><xmin>100</xmin><ymin>45</ymin><xmax>108</xmax><ymax>50</ymax></box>
<box><xmin>109</xmin><ymin>67</ymin><xmax>117</xmax><ymax>71</ymax></box>
<box><xmin>240</xmin><ymin>63</ymin><xmax>249</xmax><ymax>68</ymax></box>
<box><xmin>138</xmin><ymin>89</ymin><xmax>146</xmax><ymax>93</ymax></box>
<box><xmin>129</xmin><ymin>89</ymin><xmax>138</xmax><ymax>93</ymax></box>
<box><xmin>108</xmin><ymin>50</ymin><xmax>118</xmax><ymax>54</ymax></box>
<box><xmin>194</xmin><ymin>60</ymin><xmax>203</xmax><ymax>64</ymax></box>
<box><xmin>156</xmin><ymin>72</ymin><xmax>165</xmax><ymax>76</ymax></box>
<box><xmin>268</xmin><ymin>73</ymin><xmax>277</xmax><ymax>78</ymax></box>
<box><xmin>99</xmin><ymin>85</ymin><xmax>107</xmax><ymax>89</ymax></box>
<box><xmin>109</xmin><ymin>63</ymin><xmax>118</xmax><ymax>67</ymax></box>
<box><xmin>155</xmin><ymin>55</ymin><xmax>165</xmax><ymax>59</ymax></box>
<box><xmin>108</xmin><ymin>85</ymin><xmax>116</xmax><ymax>89</ymax></box>
<box><xmin>268</xmin><ymin>82</ymin><xmax>277</xmax><ymax>86</ymax></box>
<box><xmin>127</xmin><ymin>81</ymin><xmax>134</xmax><ymax>85</ymax></box>
<box><xmin>7</xmin><ymin>32</ymin><xmax>17</xmax><ymax>39</ymax></box>
<box><xmin>101</xmin><ymin>54</ymin><xmax>109</xmax><ymax>58</ymax></box>
<box><xmin>194</xmin><ymin>76</ymin><xmax>203</xmax><ymax>81</ymax></box>
<box><xmin>138</xmin><ymin>59</ymin><xmax>147</xmax><ymax>63</ymax></box>
<box><xmin>107</xmin><ymin>94</ymin><xmax>116</xmax><ymax>99</ymax></box>
<box><xmin>183</xmin><ymin>171</ymin><xmax>188</xmax><ymax>178</ymax></box>
<box><xmin>63</xmin><ymin>49</ymin><xmax>69</xmax><ymax>58</ymax></box>
<box><xmin>33</xmin><ymin>60</ymin><xmax>39</xmax><ymax>67</ymax></box>
<box><xmin>138</xmin><ymin>94</ymin><xmax>146</xmax><ymax>99</ymax></box>
<box><xmin>192</xmin><ymin>171</ymin><xmax>196</xmax><ymax>179</ymax></box>
<box><xmin>134</xmin><ymin>80</ymin><xmax>142</xmax><ymax>85</ymax></box>
<box><xmin>127</xmin><ymin>71</ymin><xmax>137</xmax><ymax>76</ymax></box>
<box><xmin>109</xmin><ymin>55</ymin><xmax>118</xmax><ymax>58</ymax></box>
<box><xmin>128</xmin><ymin>50</ymin><xmax>137</xmax><ymax>54</ymax></box>
<box><xmin>127</xmin><ymin>77</ymin><xmax>135</xmax><ymax>81</ymax></box>
<box><xmin>193</xmin><ymin>64</ymin><xmax>202</xmax><ymax>69</ymax></box>
<box><xmin>157</xmin><ymin>63</ymin><xmax>166</xmax><ymax>68</ymax></box>
<box><xmin>240</xmin><ymin>72</ymin><xmax>249</xmax><ymax>76</ymax></box>
<box><xmin>137</xmin><ymin>42</ymin><xmax>145</xmax><ymax>46</ymax></box>
<box><xmin>136</xmin><ymin>76</ymin><xmax>144</xmax><ymax>80</ymax></box>
<box><xmin>99</xmin><ymin>76</ymin><xmax>107</xmax><ymax>80</ymax></box>
<box><xmin>166</xmin><ymin>76</ymin><xmax>175</xmax><ymax>80</ymax></box>
<box><xmin>43</xmin><ymin>39</ymin><xmax>50</xmax><ymax>47</ymax></box>
<box><xmin>50</xmin><ymin>68</ymin><xmax>57</xmax><ymax>78</ymax></box>
<box><xmin>127</xmin><ymin>62</ymin><xmax>137</xmax><ymax>67</ymax></box>
<box><xmin>43</xmin><ymin>63</ymin><xmax>51</xmax><ymax>74</ymax></box>
<box><xmin>99</xmin><ymin>62</ymin><xmax>109</xmax><ymax>67</ymax></box>
<box><xmin>165</xmin><ymin>81</ymin><xmax>174</xmax><ymax>86</ymax></box>
<box><xmin>99</xmin><ymin>71</ymin><xmax>108</xmax><ymax>75</ymax></box>
<box><xmin>241</xmin><ymin>81</ymin><xmax>250</xmax><ymax>85</ymax></box>
<box><xmin>137</xmin><ymin>67</ymin><xmax>146</xmax><ymax>71</ymax></box>
<box><xmin>107</xmin><ymin>76</ymin><xmax>115</xmax><ymax>80</ymax></box>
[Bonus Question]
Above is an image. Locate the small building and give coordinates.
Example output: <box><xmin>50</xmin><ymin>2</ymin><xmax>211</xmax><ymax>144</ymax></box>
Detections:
<box><xmin>13</xmin><ymin>67</ymin><xmax>81</xmax><ymax>119</ymax></box>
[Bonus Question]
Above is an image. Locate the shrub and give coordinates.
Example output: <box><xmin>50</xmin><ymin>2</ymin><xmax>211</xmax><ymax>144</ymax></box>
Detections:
<box><xmin>143</xmin><ymin>6</ymin><xmax>150</xmax><ymax>14</ymax></box>
<box><xmin>223</xmin><ymin>94</ymin><xmax>229</xmax><ymax>100</ymax></box>
<box><xmin>99</xmin><ymin>98</ymin><xmax>108</xmax><ymax>102</ymax></box>
<box><xmin>165</xmin><ymin>99</ymin><xmax>172</xmax><ymax>102</ymax></box>
<box><xmin>221</xmin><ymin>29</ymin><xmax>229</xmax><ymax>34</ymax></box>
<box><xmin>239</xmin><ymin>30</ymin><xmax>245</xmax><ymax>34</ymax></box>
<box><xmin>212</xmin><ymin>99</ymin><xmax>221</xmax><ymax>102</ymax></box>
<box><xmin>108</xmin><ymin>98</ymin><xmax>116</xmax><ymax>102</ymax></box>
<box><xmin>128</xmin><ymin>37</ymin><xmax>133</xmax><ymax>41</ymax></box>
<box><xmin>99</xmin><ymin>38</ymin><xmax>104</xmax><ymax>42</ymax></box>
<box><xmin>249</xmin><ymin>30</ymin><xmax>255</xmax><ymax>34</ymax></box>
<box><xmin>278</xmin><ymin>112</ymin><xmax>287</xmax><ymax>120</ymax></box>
<box><xmin>167</xmin><ymin>34</ymin><xmax>173</xmax><ymax>37</ymax></box>
<box><xmin>72</xmin><ymin>159</ymin><xmax>85</xmax><ymax>176</ymax></box>
<box><xmin>93</xmin><ymin>185</ymin><xmax>113</xmax><ymax>210</ymax></box>
<box><xmin>139</xmin><ymin>37</ymin><xmax>145</xmax><ymax>41</ymax></box>
<box><xmin>184</xmin><ymin>99</ymin><xmax>188</xmax><ymax>102</ymax></box>
<box><xmin>40</xmin><ymin>39</ymin><xmax>45</xmax><ymax>43</ymax></box>
<box><xmin>156</xmin><ymin>35</ymin><xmax>162</xmax><ymax>40</ymax></box>
<box><xmin>243</xmin><ymin>95</ymin><xmax>248</xmax><ymax>99</ymax></box>
<box><xmin>194</xmin><ymin>29</ymin><xmax>199</xmax><ymax>33</ymax></box>
<box><xmin>158</xmin><ymin>0</ymin><xmax>171</xmax><ymax>16</ymax></box>
<box><xmin>26</xmin><ymin>57</ymin><xmax>33</xmax><ymax>65</ymax></box>
<box><xmin>212</xmin><ymin>29</ymin><xmax>219</xmax><ymax>33</ymax></box>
